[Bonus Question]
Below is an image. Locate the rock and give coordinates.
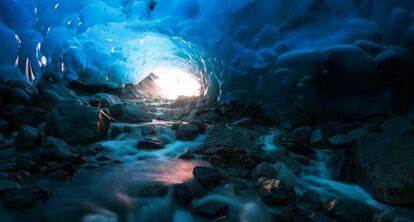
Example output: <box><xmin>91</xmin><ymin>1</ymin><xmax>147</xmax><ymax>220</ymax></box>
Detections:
<box><xmin>47</xmin><ymin>170</ymin><xmax>69</xmax><ymax>181</ymax></box>
<box><xmin>109</xmin><ymin>103</ymin><xmax>152</xmax><ymax>123</ymax></box>
<box><xmin>172</xmin><ymin>183</ymin><xmax>193</xmax><ymax>206</ymax></box>
<box><xmin>273</xmin><ymin>107</ymin><xmax>311</xmax><ymax>129</ymax></box>
<box><xmin>94</xmin><ymin>93</ymin><xmax>122</xmax><ymax>108</ymax></box>
<box><xmin>15</xmin><ymin>159</ymin><xmax>41</xmax><ymax>173</ymax></box>
<box><xmin>381</xmin><ymin>117</ymin><xmax>413</xmax><ymax>133</ymax></box>
<box><xmin>0</xmin><ymin>180</ymin><xmax>20</xmax><ymax>191</ymax></box>
<box><xmin>193</xmin><ymin>200</ymin><xmax>229</xmax><ymax>219</ymax></box>
<box><xmin>175</xmin><ymin>123</ymin><xmax>199</xmax><ymax>141</ymax></box>
<box><xmin>326</xmin><ymin>199</ymin><xmax>375</xmax><ymax>222</ymax></box>
<box><xmin>229</xmin><ymin>117</ymin><xmax>252</xmax><ymax>127</ymax></box>
<box><xmin>354</xmin><ymin>131</ymin><xmax>414</xmax><ymax>206</ymax></box>
<box><xmin>1</xmin><ymin>187</ymin><xmax>49</xmax><ymax>209</ymax></box>
<box><xmin>45</xmin><ymin>104</ymin><xmax>110</xmax><ymax>144</ymax></box>
<box><xmin>38</xmin><ymin>136</ymin><xmax>75</xmax><ymax>162</ymax></box>
<box><xmin>33</xmin><ymin>89</ymin><xmax>81</xmax><ymax>109</ymax></box>
<box><xmin>137</xmin><ymin>136</ymin><xmax>165</xmax><ymax>150</ymax></box>
<box><xmin>9</xmin><ymin>87</ymin><xmax>32</xmax><ymax>105</ymax></box>
<box><xmin>376</xmin><ymin>207</ymin><xmax>414</xmax><ymax>222</ymax></box>
<box><xmin>134</xmin><ymin>182</ymin><xmax>169</xmax><ymax>197</ymax></box>
<box><xmin>327</xmin><ymin>134</ymin><xmax>356</xmax><ymax>150</ymax></box>
<box><xmin>193</xmin><ymin>166</ymin><xmax>223</xmax><ymax>188</ymax></box>
<box><xmin>293</xmin><ymin>126</ymin><xmax>312</xmax><ymax>142</ymax></box>
<box><xmin>14</xmin><ymin>125</ymin><xmax>40</xmax><ymax>150</ymax></box>
<box><xmin>297</xmin><ymin>190</ymin><xmax>323</xmax><ymax>211</ymax></box>
<box><xmin>310</xmin><ymin>127</ymin><xmax>324</xmax><ymax>147</ymax></box>
<box><xmin>11</xmin><ymin>106</ymin><xmax>46</xmax><ymax>127</ymax></box>
<box><xmin>256</xmin><ymin>179</ymin><xmax>296</xmax><ymax>205</ymax></box>
<box><xmin>203</xmin><ymin>125</ymin><xmax>259</xmax><ymax>151</ymax></box>
<box><xmin>68</xmin><ymin>80</ymin><xmax>120</xmax><ymax>95</ymax></box>
<box><xmin>199</xmin><ymin>111</ymin><xmax>220</xmax><ymax>122</ymax></box>
<box><xmin>251</xmin><ymin>162</ymin><xmax>277</xmax><ymax>179</ymax></box>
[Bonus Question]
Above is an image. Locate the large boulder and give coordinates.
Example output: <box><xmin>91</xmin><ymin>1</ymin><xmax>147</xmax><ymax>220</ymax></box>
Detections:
<box><xmin>326</xmin><ymin>199</ymin><xmax>375</xmax><ymax>222</ymax></box>
<box><xmin>14</xmin><ymin>125</ymin><xmax>40</xmax><ymax>151</ymax></box>
<box><xmin>203</xmin><ymin>125</ymin><xmax>259</xmax><ymax>150</ymax></box>
<box><xmin>109</xmin><ymin>103</ymin><xmax>152</xmax><ymax>123</ymax></box>
<box><xmin>193</xmin><ymin>166</ymin><xmax>223</xmax><ymax>188</ymax></box>
<box><xmin>10</xmin><ymin>106</ymin><xmax>46</xmax><ymax>128</ymax></box>
<box><xmin>354</xmin><ymin>131</ymin><xmax>414</xmax><ymax>206</ymax></box>
<box><xmin>45</xmin><ymin>104</ymin><xmax>110</xmax><ymax>144</ymax></box>
<box><xmin>175</xmin><ymin>123</ymin><xmax>199</xmax><ymax>140</ymax></box>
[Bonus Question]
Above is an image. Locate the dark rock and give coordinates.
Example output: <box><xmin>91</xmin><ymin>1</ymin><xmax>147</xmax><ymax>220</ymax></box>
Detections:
<box><xmin>134</xmin><ymin>182</ymin><xmax>169</xmax><ymax>197</ymax></box>
<box><xmin>47</xmin><ymin>170</ymin><xmax>69</xmax><ymax>181</ymax></box>
<box><xmin>229</xmin><ymin>117</ymin><xmax>252</xmax><ymax>127</ymax></box>
<box><xmin>251</xmin><ymin>162</ymin><xmax>277</xmax><ymax>179</ymax></box>
<box><xmin>1</xmin><ymin>187</ymin><xmax>49</xmax><ymax>209</ymax></box>
<box><xmin>354</xmin><ymin>131</ymin><xmax>414</xmax><ymax>206</ymax></box>
<box><xmin>172</xmin><ymin>183</ymin><xmax>193</xmax><ymax>206</ymax></box>
<box><xmin>326</xmin><ymin>199</ymin><xmax>375</xmax><ymax>222</ymax></box>
<box><xmin>203</xmin><ymin>125</ymin><xmax>259</xmax><ymax>151</ymax></box>
<box><xmin>193</xmin><ymin>166</ymin><xmax>223</xmax><ymax>188</ymax></box>
<box><xmin>297</xmin><ymin>190</ymin><xmax>323</xmax><ymax>211</ymax></box>
<box><xmin>109</xmin><ymin>103</ymin><xmax>152</xmax><ymax>123</ymax></box>
<box><xmin>33</xmin><ymin>83</ymin><xmax>81</xmax><ymax>109</ymax></box>
<box><xmin>376</xmin><ymin>207</ymin><xmax>414</xmax><ymax>222</ymax></box>
<box><xmin>175</xmin><ymin>123</ymin><xmax>199</xmax><ymax>140</ymax></box>
<box><xmin>11</xmin><ymin>106</ymin><xmax>46</xmax><ymax>128</ymax></box>
<box><xmin>9</xmin><ymin>87</ymin><xmax>32</xmax><ymax>105</ymax></box>
<box><xmin>15</xmin><ymin>159</ymin><xmax>40</xmax><ymax>173</ymax></box>
<box><xmin>38</xmin><ymin>136</ymin><xmax>75</xmax><ymax>162</ymax></box>
<box><xmin>45</xmin><ymin>104</ymin><xmax>110</xmax><ymax>144</ymax></box>
<box><xmin>327</xmin><ymin>134</ymin><xmax>356</xmax><ymax>150</ymax></box>
<box><xmin>273</xmin><ymin>107</ymin><xmax>311</xmax><ymax>130</ymax></box>
<box><xmin>68</xmin><ymin>80</ymin><xmax>120</xmax><ymax>95</ymax></box>
<box><xmin>14</xmin><ymin>125</ymin><xmax>40</xmax><ymax>150</ymax></box>
<box><xmin>293</xmin><ymin>126</ymin><xmax>312</xmax><ymax>142</ymax></box>
<box><xmin>193</xmin><ymin>200</ymin><xmax>229</xmax><ymax>219</ymax></box>
<box><xmin>199</xmin><ymin>111</ymin><xmax>220</xmax><ymax>122</ymax></box>
<box><xmin>381</xmin><ymin>117</ymin><xmax>413</xmax><ymax>133</ymax></box>
<box><xmin>257</xmin><ymin>179</ymin><xmax>296</xmax><ymax>205</ymax></box>
<box><xmin>137</xmin><ymin>136</ymin><xmax>165</xmax><ymax>150</ymax></box>
<box><xmin>310</xmin><ymin>127</ymin><xmax>324</xmax><ymax>147</ymax></box>
<box><xmin>94</xmin><ymin>93</ymin><xmax>122</xmax><ymax>108</ymax></box>
<box><xmin>0</xmin><ymin>180</ymin><xmax>20</xmax><ymax>192</ymax></box>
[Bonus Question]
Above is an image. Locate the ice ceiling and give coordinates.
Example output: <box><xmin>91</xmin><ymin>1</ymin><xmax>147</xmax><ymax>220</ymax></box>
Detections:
<box><xmin>1</xmin><ymin>0</ymin><xmax>414</xmax><ymax>115</ymax></box>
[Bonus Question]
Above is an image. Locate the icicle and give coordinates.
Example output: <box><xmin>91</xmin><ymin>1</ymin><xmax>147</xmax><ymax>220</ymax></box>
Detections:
<box><xmin>14</xmin><ymin>34</ymin><xmax>22</xmax><ymax>47</ymax></box>
<box><xmin>25</xmin><ymin>58</ymin><xmax>30</xmax><ymax>82</ymax></box>
<box><xmin>15</xmin><ymin>56</ymin><xmax>19</xmax><ymax>67</ymax></box>
<box><xmin>54</xmin><ymin>3</ymin><xmax>60</xmax><ymax>10</ymax></box>
<box><xmin>41</xmin><ymin>56</ymin><xmax>47</xmax><ymax>67</ymax></box>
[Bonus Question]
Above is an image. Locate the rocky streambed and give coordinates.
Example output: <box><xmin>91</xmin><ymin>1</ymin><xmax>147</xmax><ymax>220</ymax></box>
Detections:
<box><xmin>0</xmin><ymin>78</ymin><xmax>414</xmax><ymax>222</ymax></box>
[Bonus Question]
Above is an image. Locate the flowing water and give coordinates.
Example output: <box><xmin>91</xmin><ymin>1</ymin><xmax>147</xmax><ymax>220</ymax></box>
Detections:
<box><xmin>1</xmin><ymin>126</ymin><xmax>387</xmax><ymax>222</ymax></box>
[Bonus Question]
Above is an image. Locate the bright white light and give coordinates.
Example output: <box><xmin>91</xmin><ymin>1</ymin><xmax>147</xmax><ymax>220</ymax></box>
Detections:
<box><xmin>152</xmin><ymin>68</ymin><xmax>201</xmax><ymax>100</ymax></box>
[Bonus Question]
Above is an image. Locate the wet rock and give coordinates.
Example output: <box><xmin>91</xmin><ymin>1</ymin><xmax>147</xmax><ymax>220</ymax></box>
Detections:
<box><xmin>11</xmin><ymin>106</ymin><xmax>46</xmax><ymax>128</ymax></box>
<box><xmin>134</xmin><ymin>182</ymin><xmax>169</xmax><ymax>197</ymax></box>
<box><xmin>172</xmin><ymin>183</ymin><xmax>193</xmax><ymax>206</ymax></box>
<box><xmin>1</xmin><ymin>187</ymin><xmax>49</xmax><ymax>209</ymax></box>
<box><xmin>94</xmin><ymin>93</ymin><xmax>122</xmax><ymax>108</ymax></box>
<box><xmin>251</xmin><ymin>162</ymin><xmax>277</xmax><ymax>179</ymax></box>
<box><xmin>376</xmin><ymin>207</ymin><xmax>414</xmax><ymax>222</ymax></box>
<box><xmin>10</xmin><ymin>87</ymin><xmax>32</xmax><ymax>105</ymax></box>
<box><xmin>0</xmin><ymin>180</ymin><xmax>20</xmax><ymax>191</ymax></box>
<box><xmin>326</xmin><ymin>199</ymin><xmax>375</xmax><ymax>222</ymax></box>
<box><xmin>14</xmin><ymin>125</ymin><xmax>40</xmax><ymax>150</ymax></box>
<box><xmin>229</xmin><ymin>117</ymin><xmax>252</xmax><ymax>127</ymax></box>
<box><xmin>273</xmin><ymin>107</ymin><xmax>311</xmax><ymax>130</ymax></box>
<box><xmin>310</xmin><ymin>127</ymin><xmax>324</xmax><ymax>147</ymax></box>
<box><xmin>381</xmin><ymin>117</ymin><xmax>413</xmax><ymax>133</ymax></box>
<box><xmin>293</xmin><ymin>126</ymin><xmax>312</xmax><ymax>142</ymax></box>
<box><xmin>109</xmin><ymin>103</ymin><xmax>152</xmax><ymax>123</ymax></box>
<box><xmin>193</xmin><ymin>200</ymin><xmax>229</xmax><ymax>219</ymax></box>
<box><xmin>199</xmin><ymin>111</ymin><xmax>220</xmax><ymax>122</ymax></box>
<box><xmin>45</xmin><ymin>104</ymin><xmax>110</xmax><ymax>144</ymax></box>
<box><xmin>354</xmin><ymin>131</ymin><xmax>414</xmax><ymax>206</ymax></box>
<box><xmin>297</xmin><ymin>190</ymin><xmax>323</xmax><ymax>211</ymax></box>
<box><xmin>68</xmin><ymin>80</ymin><xmax>120</xmax><ymax>95</ymax></box>
<box><xmin>15</xmin><ymin>159</ymin><xmax>41</xmax><ymax>173</ymax></box>
<box><xmin>193</xmin><ymin>166</ymin><xmax>223</xmax><ymax>188</ymax></box>
<box><xmin>175</xmin><ymin>123</ymin><xmax>199</xmax><ymax>141</ymax></box>
<box><xmin>137</xmin><ymin>136</ymin><xmax>165</xmax><ymax>150</ymax></box>
<box><xmin>38</xmin><ymin>136</ymin><xmax>75</xmax><ymax>162</ymax></box>
<box><xmin>203</xmin><ymin>125</ymin><xmax>259</xmax><ymax>151</ymax></box>
<box><xmin>257</xmin><ymin>179</ymin><xmax>296</xmax><ymax>206</ymax></box>
<box><xmin>327</xmin><ymin>134</ymin><xmax>356</xmax><ymax>150</ymax></box>
<box><xmin>33</xmin><ymin>89</ymin><xmax>81</xmax><ymax>109</ymax></box>
<box><xmin>47</xmin><ymin>170</ymin><xmax>69</xmax><ymax>181</ymax></box>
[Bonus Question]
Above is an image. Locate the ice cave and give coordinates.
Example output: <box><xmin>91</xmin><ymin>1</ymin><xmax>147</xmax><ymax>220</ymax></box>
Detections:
<box><xmin>1</xmin><ymin>0</ymin><xmax>414</xmax><ymax>221</ymax></box>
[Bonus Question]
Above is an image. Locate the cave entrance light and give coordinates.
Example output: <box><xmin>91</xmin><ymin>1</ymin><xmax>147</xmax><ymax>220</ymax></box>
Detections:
<box><xmin>152</xmin><ymin>67</ymin><xmax>202</xmax><ymax>100</ymax></box>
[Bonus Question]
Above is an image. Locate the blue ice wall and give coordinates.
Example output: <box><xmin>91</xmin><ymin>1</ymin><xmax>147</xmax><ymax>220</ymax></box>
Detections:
<box><xmin>1</xmin><ymin>0</ymin><xmax>414</xmax><ymax>115</ymax></box>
